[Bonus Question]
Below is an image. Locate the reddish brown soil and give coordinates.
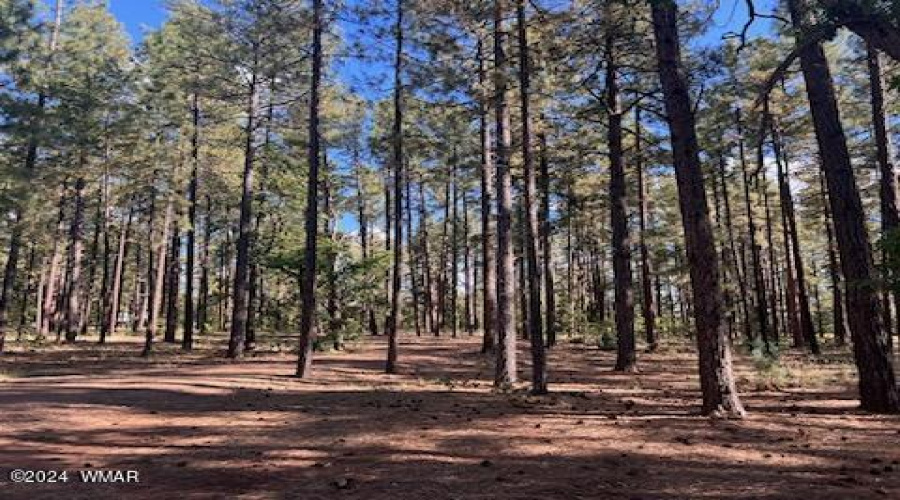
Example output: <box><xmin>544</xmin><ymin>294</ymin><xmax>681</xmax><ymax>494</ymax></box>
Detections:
<box><xmin>1</xmin><ymin>335</ymin><xmax>898</xmax><ymax>499</ymax></box>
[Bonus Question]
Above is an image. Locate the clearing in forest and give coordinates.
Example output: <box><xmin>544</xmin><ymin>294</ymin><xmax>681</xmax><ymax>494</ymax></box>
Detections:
<box><xmin>1</xmin><ymin>336</ymin><xmax>898</xmax><ymax>499</ymax></box>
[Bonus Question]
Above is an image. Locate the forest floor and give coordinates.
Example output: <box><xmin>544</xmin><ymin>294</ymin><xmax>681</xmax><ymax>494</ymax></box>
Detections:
<box><xmin>0</xmin><ymin>334</ymin><xmax>899</xmax><ymax>500</ymax></box>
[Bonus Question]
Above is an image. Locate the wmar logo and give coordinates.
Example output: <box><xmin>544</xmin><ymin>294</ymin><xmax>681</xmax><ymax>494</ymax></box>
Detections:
<box><xmin>79</xmin><ymin>470</ymin><xmax>141</xmax><ymax>483</ymax></box>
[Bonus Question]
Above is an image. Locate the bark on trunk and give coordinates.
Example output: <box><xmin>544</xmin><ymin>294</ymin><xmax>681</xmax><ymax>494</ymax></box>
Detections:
<box><xmin>183</xmin><ymin>93</ymin><xmax>201</xmax><ymax>350</ymax></box>
<box><xmin>650</xmin><ymin>0</ymin><xmax>744</xmax><ymax>417</ymax></box>
<box><xmin>517</xmin><ymin>0</ymin><xmax>547</xmax><ymax>392</ymax></box>
<box><xmin>868</xmin><ymin>44</ymin><xmax>900</xmax><ymax>353</ymax></box>
<box><xmin>296</xmin><ymin>0</ymin><xmax>323</xmax><ymax>377</ymax></box>
<box><xmin>144</xmin><ymin>196</ymin><xmax>173</xmax><ymax>357</ymax></box>
<box><xmin>478</xmin><ymin>40</ymin><xmax>497</xmax><ymax>354</ymax></box>
<box><xmin>607</xmin><ymin>33</ymin><xmax>636</xmax><ymax>373</ymax></box>
<box><xmin>198</xmin><ymin>196</ymin><xmax>212</xmax><ymax>335</ymax></box>
<box><xmin>538</xmin><ymin>130</ymin><xmax>556</xmax><ymax>348</ymax></box>
<box><xmin>718</xmin><ymin>157</ymin><xmax>751</xmax><ymax>342</ymax></box>
<box><xmin>102</xmin><ymin>207</ymin><xmax>133</xmax><ymax>343</ymax></box>
<box><xmin>636</xmin><ymin>107</ymin><xmax>656</xmax><ymax>352</ymax></box>
<box><xmin>771</xmin><ymin>120</ymin><xmax>819</xmax><ymax>353</ymax></box>
<box><xmin>385</xmin><ymin>0</ymin><xmax>404</xmax><ymax>374</ymax></box>
<box><xmin>788</xmin><ymin>0</ymin><xmax>898</xmax><ymax>412</ymax></box>
<box><xmin>355</xmin><ymin>153</ymin><xmax>379</xmax><ymax>337</ymax></box>
<box><xmin>164</xmin><ymin>228</ymin><xmax>181</xmax><ymax>343</ymax></box>
<box><xmin>228</xmin><ymin>57</ymin><xmax>260</xmax><ymax>359</ymax></box>
<box><xmin>736</xmin><ymin>110</ymin><xmax>769</xmax><ymax>348</ymax></box>
<box><xmin>63</xmin><ymin>177</ymin><xmax>86</xmax><ymax>342</ymax></box>
<box><xmin>494</xmin><ymin>0</ymin><xmax>517</xmax><ymax>387</ymax></box>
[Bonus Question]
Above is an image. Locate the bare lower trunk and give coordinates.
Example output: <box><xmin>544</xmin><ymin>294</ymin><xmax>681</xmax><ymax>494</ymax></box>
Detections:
<box><xmin>718</xmin><ymin>157</ymin><xmax>751</xmax><ymax>342</ymax></box>
<box><xmin>606</xmin><ymin>32</ymin><xmax>636</xmax><ymax>373</ymax></box>
<box><xmin>229</xmin><ymin>62</ymin><xmax>260</xmax><ymax>359</ymax></box>
<box><xmin>517</xmin><ymin>0</ymin><xmax>547</xmax><ymax>392</ymax></box>
<box><xmin>737</xmin><ymin>110</ymin><xmax>769</xmax><ymax>348</ymax></box>
<box><xmin>868</xmin><ymin>44</ymin><xmax>900</xmax><ymax>353</ymax></box>
<box><xmin>184</xmin><ymin>93</ymin><xmax>201</xmax><ymax>350</ymax></box>
<box><xmin>102</xmin><ymin>207</ymin><xmax>132</xmax><ymax>344</ymax></box>
<box><xmin>818</xmin><ymin>171</ymin><xmax>848</xmax><ymax>346</ymax></box>
<box><xmin>419</xmin><ymin>181</ymin><xmax>436</xmax><ymax>337</ymax></box>
<box><xmin>164</xmin><ymin>228</ymin><xmax>181</xmax><ymax>343</ymax></box>
<box><xmin>198</xmin><ymin>196</ymin><xmax>212</xmax><ymax>335</ymax></box>
<box><xmin>478</xmin><ymin>40</ymin><xmax>497</xmax><ymax>354</ymax></box>
<box><xmin>788</xmin><ymin>0</ymin><xmax>898</xmax><ymax>413</ymax></box>
<box><xmin>636</xmin><ymin>107</ymin><xmax>656</xmax><ymax>352</ymax></box>
<box><xmin>494</xmin><ymin>0</ymin><xmax>517</xmax><ymax>387</ymax></box>
<box><xmin>385</xmin><ymin>0</ymin><xmax>404</xmax><ymax>374</ymax></box>
<box><xmin>296</xmin><ymin>0</ymin><xmax>323</xmax><ymax>377</ymax></box>
<box><xmin>450</xmin><ymin>157</ymin><xmax>459</xmax><ymax>339</ymax></box>
<box><xmin>355</xmin><ymin>154</ymin><xmax>379</xmax><ymax>338</ymax></box>
<box><xmin>538</xmin><ymin>131</ymin><xmax>556</xmax><ymax>349</ymax></box>
<box><xmin>771</xmin><ymin>121</ymin><xmax>819</xmax><ymax>353</ymax></box>
<box><xmin>651</xmin><ymin>0</ymin><xmax>744</xmax><ymax>418</ymax></box>
<box><xmin>63</xmin><ymin>177</ymin><xmax>86</xmax><ymax>342</ymax></box>
<box><xmin>144</xmin><ymin>197</ymin><xmax>173</xmax><ymax>357</ymax></box>
<box><xmin>40</xmin><ymin>194</ymin><xmax>66</xmax><ymax>339</ymax></box>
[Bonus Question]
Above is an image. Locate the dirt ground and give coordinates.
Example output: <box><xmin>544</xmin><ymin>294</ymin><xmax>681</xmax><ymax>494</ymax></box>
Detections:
<box><xmin>1</xmin><ymin>334</ymin><xmax>898</xmax><ymax>500</ymax></box>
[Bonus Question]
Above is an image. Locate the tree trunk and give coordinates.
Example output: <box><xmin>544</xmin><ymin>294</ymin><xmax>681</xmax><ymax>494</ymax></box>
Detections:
<box><xmin>650</xmin><ymin>0</ymin><xmax>745</xmax><ymax>418</ymax></box>
<box><xmin>771</xmin><ymin>119</ymin><xmax>819</xmax><ymax>353</ymax></box>
<box><xmin>102</xmin><ymin>207</ymin><xmax>133</xmax><ymax>344</ymax></box>
<box><xmin>18</xmin><ymin>245</ymin><xmax>36</xmax><ymax>339</ymax></box>
<box><xmin>78</xmin><ymin>184</ymin><xmax>104</xmax><ymax>337</ymax></box>
<box><xmin>718</xmin><ymin>156</ymin><xmax>751</xmax><ymax>342</ymax></box>
<box><xmin>164</xmin><ymin>228</ymin><xmax>181</xmax><ymax>343</ymax></box>
<box><xmin>463</xmin><ymin>189</ymin><xmax>475</xmax><ymax>335</ymax></box>
<box><xmin>788</xmin><ymin>0</ymin><xmax>898</xmax><ymax>413</ymax></box>
<box><xmin>418</xmin><ymin>181</ymin><xmax>436</xmax><ymax>336</ymax></box>
<box><xmin>94</xmin><ymin>173</ymin><xmax>113</xmax><ymax>339</ymax></box>
<box><xmin>198</xmin><ymin>196</ymin><xmax>212</xmax><ymax>335</ymax></box>
<box><xmin>606</xmin><ymin>32</ymin><xmax>636</xmax><ymax>373</ymax></box>
<box><xmin>819</xmin><ymin>170</ymin><xmax>848</xmax><ymax>346</ymax></box>
<box><xmin>131</xmin><ymin>223</ymin><xmax>147</xmax><ymax>335</ymax></box>
<box><xmin>183</xmin><ymin>93</ymin><xmax>201</xmax><ymax>350</ymax></box>
<box><xmin>403</xmin><ymin>163</ymin><xmax>422</xmax><ymax>338</ymax></box>
<box><xmin>450</xmin><ymin>155</ymin><xmax>459</xmax><ymax>339</ymax></box>
<box><xmin>63</xmin><ymin>177</ymin><xmax>86</xmax><ymax>342</ymax></box>
<box><xmin>144</xmin><ymin>196</ymin><xmax>173</xmax><ymax>357</ymax></box>
<box><xmin>636</xmin><ymin>107</ymin><xmax>656</xmax><ymax>352</ymax></box>
<box><xmin>228</xmin><ymin>57</ymin><xmax>260</xmax><ymax>359</ymax></box>
<box><xmin>323</xmin><ymin>165</ymin><xmax>341</xmax><ymax>349</ymax></box>
<box><xmin>517</xmin><ymin>0</ymin><xmax>547</xmax><ymax>392</ymax></box>
<box><xmin>385</xmin><ymin>0</ymin><xmax>404</xmax><ymax>374</ymax></box>
<box><xmin>246</xmin><ymin>85</ymin><xmax>275</xmax><ymax>353</ymax></box>
<box><xmin>355</xmin><ymin>153</ymin><xmax>379</xmax><ymax>337</ymax></box>
<box><xmin>478</xmin><ymin>39</ymin><xmax>497</xmax><ymax>354</ymax></box>
<box><xmin>0</xmin><ymin>0</ymin><xmax>62</xmax><ymax>352</ymax></box>
<box><xmin>760</xmin><ymin>165</ymin><xmax>781</xmax><ymax>344</ymax></box>
<box><xmin>297</xmin><ymin>0</ymin><xmax>323</xmax><ymax>377</ymax></box>
<box><xmin>438</xmin><ymin>180</ymin><xmax>450</xmax><ymax>334</ymax></box>
<box><xmin>736</xmin><ymin>110</ymin><xmax>769</xmax><ymax>348</ymax></box>
<box><xmin>516</xmin><ymin>207</ymin><xmax>529</xmax><ymax>341</ymax></box>
<box><xmin>711</xmin><ymin>153</ymin><xmax>737</xmax><ymax>340</ymax></box>
<box><xmin>538</xmin><ymin>130</ymin><xmax>556</xmax><ymax>349</ymax></box>
<box><xmin>494</xmin><ymin>0</ymin><xmax>517</xmax><ymax>387</ymax></box>
<box><xmin>868</xmin><ymin>43</ymin><xmax>899</xmax><ymax>353</ymax></box>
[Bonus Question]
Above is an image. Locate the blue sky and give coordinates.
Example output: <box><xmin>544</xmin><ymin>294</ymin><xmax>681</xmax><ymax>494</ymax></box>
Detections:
<box><xmin>105</xmin><ymin>0</ymin><xmax>774</xmax><ymax>102</ymax></box>
<box><xmin>108</xmin><ymin>0</ymin><xmax>167</xmax><ymax>43</ymax></box>
<box><xmin>107</xmin><ymin>0</ymin><xmax>773</xmax><ymax>50</ymax></box>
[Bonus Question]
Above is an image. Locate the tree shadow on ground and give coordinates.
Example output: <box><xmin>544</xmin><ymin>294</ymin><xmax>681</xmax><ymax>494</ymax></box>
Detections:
<box><xmin>1</xmin><ymin>337</ymin><xmax>898</xmax><ymax>500</ymax></box>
